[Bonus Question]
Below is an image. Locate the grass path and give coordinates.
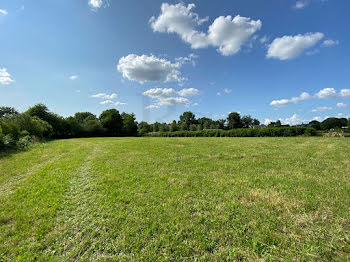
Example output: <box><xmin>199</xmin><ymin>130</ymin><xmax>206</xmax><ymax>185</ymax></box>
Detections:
<box><xmin>0</xmin><ymin>137</ymin><xmax>349</xmax><ymax>261</ymax></box>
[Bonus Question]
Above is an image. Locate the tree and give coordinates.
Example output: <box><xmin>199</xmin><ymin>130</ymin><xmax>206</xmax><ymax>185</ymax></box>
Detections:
<box><xmin>227</xmin><ymin>112</ymin><xmax>242</xmax><ymax>129</ymax></box>
<box><xmin>99</xmin><ymin>109</ymin><xmax>123</xmax><ymax>136</ymax></box>
<box><xmin>170</xmin><ymin>120</ymin><xmax>179</xmax><ymax>132</ymax></box>
<box><xmin>179</xmin><ymin>111</ymin><xmax>197</xmax><ymax>128</ymax></box>
<box><xmin>320</xmin><ymin>118</ymin><xmax>345</xmax><ymax>130</ymax></box>
<box><xmin>252</xmin><ymin>119</ymin><xmax>260</xmax><ymax>126</ymax></box>
<box><xmin>189</xmin><ymin>124</ymin><xmax>197</xmax><ymax>131</ymax></box>
<box><xmin>122</xmin><ymin>113</ymin><xmax>138</xmax><ymax>136</ymax></box>
<box><xmin>74</xmin><ymin>112</ymin><xmax>96</xmax><ymax>123</ymax></box>
<box><xmin>138</xmin><ymin>121</ymin><xmax>152</xmax><ymax>135</ymax></box>
<box><xmin>242</xmin><ymin>115</ymin><xmax>253</xmax><ymax>128</ymax></box>
<box><xmin>26</xmin><ymin>104</ymin><xmax>67</xmax><ymax>138</ymax></box>
<box><xmin>309</xmin><ymin>120</ymin><xmax>321</xmax><ymax>130</ymax></box>
<box><xmin>82</xmin><ymin>115</ymin><xmax>105</xmax><ymax>137</ymax></box>
<box><xmin>180</xmin><ymin>122</ymin><xmax>188</xmax><ymax>131</ymax></box>
<box><xmin>0</xmin><ymin>107</ymin><xmax>19</xmax><ymax>118</ymax></box>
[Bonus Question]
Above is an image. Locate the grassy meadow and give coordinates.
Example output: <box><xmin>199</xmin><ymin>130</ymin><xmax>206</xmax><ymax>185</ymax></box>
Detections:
<box><xmin>0</xmin><ymin>137</ymin><xmax>349</xmax><ymax>261</ymax></box>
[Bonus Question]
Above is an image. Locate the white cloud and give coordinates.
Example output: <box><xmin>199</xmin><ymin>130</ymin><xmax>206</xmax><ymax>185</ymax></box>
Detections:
<box><xmin>260</xmin><ymin>35</ymin><xmax>269</xmax><ymax>44</ymax></box>
<box><xmin>178</xmin><ymin>88</ymin><xmax>199</xmax><ymax>97</ymax></box>
<box><xmin>270</xmin><ymin>92</ymin><xmax>311</xmax><ymax>107</ymax></box>
<box><xmin>117</xmin><ymin>54</ymin><xmax>184</xmax><ymax>84</ymax></box>
<box><xmin>340</xmin><ymin>89</ymin><xmax>350</xmax><ymax>97</ymax></box>
<box><xmin>224</xmin><ymin>88</ymin><xmax>232</xmax><ymax>94</ymax></box>
<box><xmin>311</xmin><ymin>106</ymin><xmax>332</xmax><ymax>112</ymax></box>
<box><xmin>267</xmin><ymin>32</ymin><xmax>324</xmax><ymax>60</ymax></box>
<box><xmin>207</xmin><ymin>15</ymin><xmax>262</xmax><ymax>56</ymax></box>
<box><xmin>145</xmin><ymin>105</ymin><xmax>160</xmax><ymax>109</ymax></box>
<box><xmin>175</xmin><ymin>53</ymin><xmax>198</xmax><ymax>66</ymax></box>
<box><xmin>0</xmin><ymin>9</ymin><xmax>8</xmax><ymax>15</ymax></box>
<box><xmin>89</xmin><ymin>0</ymin><xmax>103</xmax><ymax>9</ymax></box>
<box><xmin>337</xmin><ymin>102</ymin><xmax>347</xmax><ymax>108</ymax></box>
<box><xmin>0</xmin><ymin>68</ymin><xmax>14</xmax><ymax>85</ymax></box>
<box><xmin>264</xmin><ymin>118</ymin><xmax>273</xmax><ymax>125</ymax></box>
<box><xmin>69</xmin><ymin>75</ymin><xmax>79</xmax><ymax>80</ymax></box>
<box><xmin>193</xmin><ymin>102</ymin><xmax>199</xmax><ymax>106</ymax></box>
<box><xmin>150</xmin><ymin>3</ymin><xmax>262</xmax><ymax>56</ymax></box>
<box><xmin>158</xmin><ymin>97</ymin><xmax>190</xmax><ymax>106</ymax></box>
<box><xmin>284</xmin><ymin>114</ymin><xmax>304</xmax><ymax>125</ymax></box>
<box><xmin>312</xmin><ymin>116</ymin><xmax>322</xmax><ymax>122</ymax></box>
<box><xmin>295</xmin><ymin>0</ymin><xmax>309</xmax><ymax>9</ymax></box>
<box><xmin>323</xmin><ymin>39</ymin><xmax>339</xmax><ymax>47</ymax></box>
<box><xmin>216</xmin><ymin>92</ymin><xmax>221</xmax><ymax>96</ymax></box>
<box><xmin>100</xmin><ymin>100</ymin><xmax>127</xmax><ymax>106</ymax></box>
<box><xmin>316</xmin><ymin>88</ymin><xmax>337</xmax><ymax>98</ymax></box>
<box><xmin>91</xmin><ymin>93</ymin><xmax>117</xmax><ymax>99</ymax></box>
<box><xmin>143</xmin><ymin>88</ymin><xmax>175</xmax><ymax>98</ymax></box>
<box><xmin>316</xmin><ymin>88</ymin><xmax>350</xmax><ymax>99</ymax></box>
<box><xmin>143</xmin><ymin>87</ymin><xmax>191</xmax><ymax>107</ymax></box>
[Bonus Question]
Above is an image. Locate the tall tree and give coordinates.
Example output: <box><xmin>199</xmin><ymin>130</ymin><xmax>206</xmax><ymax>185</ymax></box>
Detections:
<box><xmin>99</xmin><ymin>109</ymin><xmax>123</xmax><ymax>136</ymax></box>
<box><xmin>179</xmin><ymin>111</ymin><xmax>197</xmax><ymax>129</ymax></box>
<box><xmin>227</xmin><ymin>112</ymin><xmax>242</xmax><ymax>129</ymax></box>
<box><xmin>122</xmin><ymin>113</ymin><xmax>138</xmax><ymax>136</ymax></box>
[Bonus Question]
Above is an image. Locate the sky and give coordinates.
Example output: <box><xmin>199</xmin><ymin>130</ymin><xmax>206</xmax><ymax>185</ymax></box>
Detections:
<box><xmin>1</xmin><ymin>0</ymin><xmax>350</xmax><ymax>125</ymax></box>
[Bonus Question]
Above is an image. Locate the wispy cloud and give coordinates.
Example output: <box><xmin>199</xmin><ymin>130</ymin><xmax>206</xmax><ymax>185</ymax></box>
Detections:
<box><xmin>0</xmin><ymin>9</ymin><xmax>8</xmax><ymax>15</ymax></box>
<box><xmin>69</xmin><ymin>75</ymin><xmax>79</xmax><ymax>80</ymax></box>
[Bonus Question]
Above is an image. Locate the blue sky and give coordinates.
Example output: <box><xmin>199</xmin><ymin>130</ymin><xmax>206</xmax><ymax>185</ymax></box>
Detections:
<box><xmin>1</xmin><ymin>0</ymin><xmax>349</xmax><ymax>124</ymax></box>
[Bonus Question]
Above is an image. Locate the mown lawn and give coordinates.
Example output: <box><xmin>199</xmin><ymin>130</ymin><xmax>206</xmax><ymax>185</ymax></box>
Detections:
<box><xmin>0</xmin><ymin>137</ymin><xmax>349</xmax><ymax>261</ymax></box>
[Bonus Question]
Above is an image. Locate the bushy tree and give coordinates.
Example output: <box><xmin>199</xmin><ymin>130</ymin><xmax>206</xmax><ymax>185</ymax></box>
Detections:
<box><xmin>242</xmin><ymin>115</ymin><xmax>253</xmax><ymax>128</ymax></box>
<box><xmin>179</xmin><ymin>111</ymin><xmax>197</xmax><ymax>128</ymax></box>
<box><xmin>122</xmin><ymin>113</ymin><xmax>138</xmax><ymax>136</ymax></box>
<box><xmin>0</xmin><ymin>107</ymin><xmax>19</xmax><ymax>118</ymax></box>
<box><xmin>138</xmin><ymin>121</ymin><xmax>152</xmax><ymax>135</ymax></box>
<box><xmin>309</xmin><ymin>120</ymin><xmax>321</xmax><ymax>130</ymax></box>
<box><xmin>99</xmin><ymin>109</ymin><xmax>123</xmax><ymax>136</ymax></box>
<box><xmin>227</xmin><ymin>112</ymin><xmax>242</xmax><ymax>129</ymax></box>
<box><xmin>170</xmin><ymin>120</ymin><xmax>179</xmax><ymax>132</ymax></box>
<box><xmin>320</xmin><ymin>118</ymin><xmax>346</xmax><ymax>130</ymax></box>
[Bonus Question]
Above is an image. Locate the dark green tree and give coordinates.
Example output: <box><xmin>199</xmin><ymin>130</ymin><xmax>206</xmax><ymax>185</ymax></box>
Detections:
<box><xmin>99</xmin><ymin>109</ymin><xmax>123</xmax><ymax>136</ymax></box>
<box><xmin>227</xmin><ymin>112</ymin><xmax>242</xmax><ymax>129</ymax></box>
<box><xmin>122</xmin><ymin>113</ymin><xmax>138</xmax><ymax>136</ymax></box>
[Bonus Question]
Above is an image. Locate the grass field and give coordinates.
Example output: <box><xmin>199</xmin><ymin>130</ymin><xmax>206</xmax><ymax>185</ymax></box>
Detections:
<box><xmin>0</xmin><ymin>137</ymin><xmax>349</xmax><ymax>261</ymax></box>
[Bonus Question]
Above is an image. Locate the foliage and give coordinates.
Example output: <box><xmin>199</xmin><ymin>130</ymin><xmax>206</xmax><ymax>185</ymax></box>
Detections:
<box><xmin>227</xmin><ymin>112</ymin><xmax>242</xmax><ymax>129</ymax></box>
<box><xmin>146</xmin><ymin>127</ymin><xmax>316</xmax><ymax>137</ymax></box>
<box><xmin>99</xmin><ymin>109</ymin><xmax>123</xmax><ymax>136</ymax></box>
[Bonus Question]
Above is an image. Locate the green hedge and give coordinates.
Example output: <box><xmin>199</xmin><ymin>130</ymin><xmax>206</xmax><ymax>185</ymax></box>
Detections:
<box><xmin>145</xmin><ymin>127</ymin><xmax>317</xmax><ymax>137</ymax></box>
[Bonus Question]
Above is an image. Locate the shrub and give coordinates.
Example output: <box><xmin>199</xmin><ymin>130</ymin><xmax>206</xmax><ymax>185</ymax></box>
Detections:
<box><xmin>145</xmin><ymin>127</ymin><xmax>316</xmax><ymax>137</ymax></box>
<box><xmin>16</xmin><ymin>135</ymin><xmax>32</xmax><ymax>149</ymax></box>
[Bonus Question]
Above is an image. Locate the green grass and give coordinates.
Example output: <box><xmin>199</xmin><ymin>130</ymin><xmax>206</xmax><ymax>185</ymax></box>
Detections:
<box><xmin>0</xmin><ymin>137</ymin><xmax>349</xmax><ymax>261</ymax></box>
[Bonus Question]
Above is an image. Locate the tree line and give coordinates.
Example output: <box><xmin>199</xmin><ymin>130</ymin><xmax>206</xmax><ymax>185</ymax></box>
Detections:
<box><xmin>1</xmin><ymin>104</ymin><xmax>349</xmax><ymax>150</ymax></box>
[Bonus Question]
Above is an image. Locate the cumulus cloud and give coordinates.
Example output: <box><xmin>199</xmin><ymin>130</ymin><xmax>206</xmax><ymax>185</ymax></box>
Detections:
<box><xmin>311</xmin><ymin>106</ymin><xmax>332</xmax><ymax>112</ymax></box>
<box><xmin>267</xmin><ymin>32</ymin><xmax>324</xmax><ymax>60</ymax></box>
<box><xmin>323</xmin><ymin>39</ymin><xmax>339</xmax><ymax>47</ymax></box>
<box><xmin>284</xmin><ymin>114</ymin><xmax>304</xmax><ymax>125</ymax></box>
<box><xmin>89</xmin><ymin>0</ymin><xmax>103</xmax><ymax>9</ymax></box>
<box><xmin>0</xmin><ymin>9</ymin><xmax>8</xmax><ymax>15</ymax></box>
<box><xmin>143</xmin><ymin>88</ymin><xmax>175</xmax><ymax>98</ymax></box>
<box><xmin>158</xmin><ymin>97</ymin><xmax>190</xmax><ymax>106</ymax></box>
<box><xmin>100</xmin><ymin>100</ymin><xmax>127</xmax><ymax>106</ymax></box>
<box><xmin>117</xmin><ymin>54</ymin><xmax>185</xmax><ymax>84</ymax></box>
<box><xmin>316</xmin><ymin>88</ymin><xmax>350</xmax><ymax>99</ymax></box>
<box><xmin>69</xmin><ymin>75</ymin><xmax>79</xmax><ymax>80</ymax></box>
<box><xmin>0</xmin><ymin>68</ymin><xmax>14</xmax><ymax>85</ymax></box>
<box><xmin>91</xmin><ymin>93</ymin><xmax>117</xmax><ymax>99</ymax></box>
<box><xmin>178</xmin><ymin>88</ymin><xmax>199</xmax><ymax>97</ymax></box>
<box><xmin>150</xmin><ymin>3</ymin><xmax>262</xmax><ymax>56</ymax></box>
<box><xmin>337</xmin><ymin>102</ymin><xmax>347</xmax><ymax>108</ymax></box>
<box><xmin>143</xmin><ymin>87</ymin><xmax>194</xmax><ymax>108</ymax></box>
<box><xmin>270</xmin><ymin>92</ymin><xmax>311</xmax><ymax>107</ymax></box>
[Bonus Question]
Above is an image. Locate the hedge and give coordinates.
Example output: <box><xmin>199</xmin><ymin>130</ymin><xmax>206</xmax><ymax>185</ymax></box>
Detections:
<box><xmin>145</xmin><ymin>127</ymin><xmax>317</xmax><ymax>137</ymax></box>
